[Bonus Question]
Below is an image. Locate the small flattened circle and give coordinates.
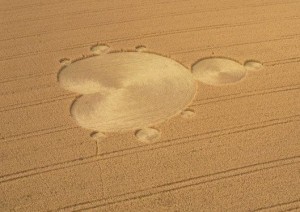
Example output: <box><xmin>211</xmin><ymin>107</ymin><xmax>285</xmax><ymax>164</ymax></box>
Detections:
<box><xmin>90</xmin><ymin>131</ymin><xmax>106</xmax><ymax>141</ymax></box>
<box><xmin>59</xmin><ymin>58</ymin><xmax>71</xmax><ymax>66</ymax></box>
<box><xmin>136</xmin><ymin>45</ymin><xmax>147</xmax><ymax>52</ymax></box>
<box><xmin>180</xmin><ymin>108</ymin><xmax>195</xmax><ymax>119</ymax></box>
<box><xmin>90</xmin><ymin>44</ymin><xmax>110</xmax><ymax>55</ymax></box>
<box><xmin>244</xmin><ymin>60</ymin><xmax>263</xmax><ymax>71</ymax></box>
<box><xmin>192</xmin><ymin>58</ymin><xmax>246</xmax><ymax>85</ymax></box>
<box><xmin>135</xmin><ymin>128</ymin><xmax>161</xmax><ymax>143</ymax></box>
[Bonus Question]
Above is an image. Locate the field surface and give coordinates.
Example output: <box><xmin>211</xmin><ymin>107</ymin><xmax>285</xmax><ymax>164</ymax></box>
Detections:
<box><xmin>0</xmin><ymin>0</ymin><xmax>300</xmax><ymax>211</ymax></box>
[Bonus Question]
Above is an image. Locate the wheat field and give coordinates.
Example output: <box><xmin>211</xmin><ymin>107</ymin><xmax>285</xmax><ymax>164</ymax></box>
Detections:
<box><xmin>0</xmin><ymin>0</ymin><xmax>300</xmax><ymax>211</ymax></box>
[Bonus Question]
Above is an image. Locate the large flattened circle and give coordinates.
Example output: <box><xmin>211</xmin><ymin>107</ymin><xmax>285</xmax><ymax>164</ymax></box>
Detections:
<box><xmin>58</xmin><ymin>52</ymin><xmax>197</xmax><ymax>132</ymax></box>
<box><xmin>192</xmin><ymin>58</ymin><xmax>247</xmax><ymax>85</ymax></box>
